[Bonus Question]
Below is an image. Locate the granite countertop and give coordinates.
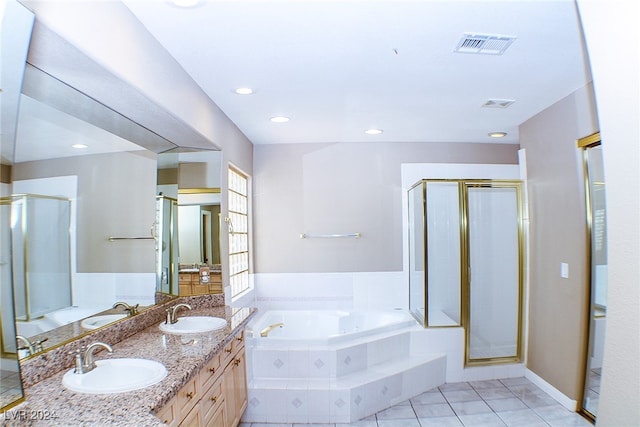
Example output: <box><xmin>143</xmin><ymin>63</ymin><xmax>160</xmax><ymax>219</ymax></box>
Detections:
<box><xmin>3</xmin><ymin>305</ymin><xmax>256</xmax><ymax>426</ymax></box>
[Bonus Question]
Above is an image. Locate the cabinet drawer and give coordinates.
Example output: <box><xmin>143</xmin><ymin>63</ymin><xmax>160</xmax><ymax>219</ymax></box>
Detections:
<box><xmin>176</xmin><ymin>376</ymin><xmax>199</xmax><ymax>421</ymax></box>
<box><xmin>179</xmin><ymin>274</ymin><xmax>192</xmax><ymax>284</ymax></box>
<box><xmin>222</xmin><ymin>331</ymin><xmax>244</xmax><ymax>365</ymax></box>
<box><xmin>201</xmin><ymin>376</ymin><xmax>224</xmax><ymax>424</ymax></box>
<box><xmin>156</xmin><ymin>397</ymin><xmax>176</xmax><ymax>426</ymax></box>
<box><xmin>199</xmin><ymin>353</ymin><xmax>222</xmax><ymax>392</ymax></box>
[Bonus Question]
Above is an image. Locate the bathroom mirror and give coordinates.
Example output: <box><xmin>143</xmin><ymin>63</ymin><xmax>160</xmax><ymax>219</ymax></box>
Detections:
<box><xmin>1</xmin><ymin>63</ymin><xmax>221</xmax><ymax>361</ymax></box>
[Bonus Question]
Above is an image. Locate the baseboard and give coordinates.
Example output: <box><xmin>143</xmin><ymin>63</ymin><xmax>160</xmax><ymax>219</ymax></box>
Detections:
<box><xmin>525</xmin><ymin>368</ymin><xmax>578</xmax><ymax>411</ymax></box>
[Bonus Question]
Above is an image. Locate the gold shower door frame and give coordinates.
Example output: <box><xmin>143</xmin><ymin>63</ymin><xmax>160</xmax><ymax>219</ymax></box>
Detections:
<box><xmin>461</xmin><ymin>180</ymin><xmax>524</xmax><ymax>366</ymax></box>
<box><xmin>409</xmin><ymin>179</ymin><xmax>524</xmax><ymax>366</ymax></box>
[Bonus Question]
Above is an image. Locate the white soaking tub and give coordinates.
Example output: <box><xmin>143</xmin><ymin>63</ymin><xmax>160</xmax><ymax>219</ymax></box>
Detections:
<box><xmin>243</xmin><ymin>309</ymin><xmax>447</xmax><ymax>423</ymax></box>
<box><xmin>247</xmin><ymin>309</ymin><xmax>418</xmax><ymax>346</ymax></box>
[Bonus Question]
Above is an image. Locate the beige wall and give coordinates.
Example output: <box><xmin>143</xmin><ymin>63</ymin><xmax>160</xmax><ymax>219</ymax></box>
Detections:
<box><xmin>577</xmin><ymin>1</ymin><xmax>640</xmax><ymax>425</ymax></box>
<box><xmin>253</xmin><ymin>141</ymin><xmax>519</xmax><ymax>273</ymax></box>
<box><xmin>13</xmin><ymin>151</ymin><xmax>157</xmax><ymax>273</ymax></box>
<box><xmin>520</xmin><ymin>83</ymin><xmax>598</xmax><ymax>400</ymax></box>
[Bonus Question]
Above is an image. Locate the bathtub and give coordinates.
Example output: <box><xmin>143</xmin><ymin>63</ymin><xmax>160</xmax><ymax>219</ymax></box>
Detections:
<box><xmin>16</xmin><ymin>306</ymin><xmax>106</xmax><ymax>336</ymax></box>
<box><xmin>243</xmin><ymin>309</ymin><xmax>447</xmax><ymax>423</ymax></box>
<box><xmin>247</xmin><ymin>309</ymin><xmax>418</xmax><ymax>346</ymax></box>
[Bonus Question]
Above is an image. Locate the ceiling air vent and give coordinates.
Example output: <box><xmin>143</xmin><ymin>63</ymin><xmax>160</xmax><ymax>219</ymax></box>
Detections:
<box><xmin>454</xmin><ymin>33</ymin><xmax>516</xmax><ymax>55</ymax></box>
<box><xmin>482</xmin><ymin>99</ymin><xmax>516</xmax><ymax>108</ymax></box>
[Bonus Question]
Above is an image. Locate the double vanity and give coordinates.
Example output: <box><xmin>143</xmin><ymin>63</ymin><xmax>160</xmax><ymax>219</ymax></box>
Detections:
<box><xmin>6</xmin><ymin>295</ymin><xmax>256</xmax><ymax>426</ymax></box>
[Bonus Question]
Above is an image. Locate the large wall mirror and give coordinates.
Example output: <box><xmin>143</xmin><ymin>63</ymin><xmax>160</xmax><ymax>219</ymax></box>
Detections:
<box><xmin>1</xmin><ymin>64</ymin><xmax>224</xmax><ymax>358</ymax></box>
<box><xmin>0</xmin><ymin>4</ymin><xmax>223</xmax><ymax>412</ymax></box>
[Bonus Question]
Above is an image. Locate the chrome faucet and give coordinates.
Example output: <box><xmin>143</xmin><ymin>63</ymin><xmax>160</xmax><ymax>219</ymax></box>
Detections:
<box><xmin>113</xmin><ymin>301</ymin><xmax>139</xmax><ymax>316</ymax></box>
<box><xmin>165</xmin><ymin>303</ymin><xmax>191</xmax><ymax>324</ymax></box>
<box><xmin>73</xmin><ymin>342</ymin><xmax>113</xmax><ymax>374</ymax></box>
<box><xmin>260</xmin><ymin>322</ymin><xmax>284</xmax><ymax>337</ymax></box>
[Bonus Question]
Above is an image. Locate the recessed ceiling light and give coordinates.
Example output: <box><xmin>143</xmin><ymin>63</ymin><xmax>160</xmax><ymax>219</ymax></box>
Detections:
<box><xmin>488</xmin><ymin>132</ymin><xmax>507</xmax><ymax>138</ymax></box>
<box><xmin>270</xmin><ymin>116</ymin><xmax>290</xmax><ymax>123</ymax></box>
<box><xmin>72</xmin><ymin>144</ymin><xmax>88</xmax><ymax>149</ymax></box>
<box><xmin>365</xmin><ymin>129</ymin><xmax>383</xmax><ymax>135</ymax></box>
<box><xmin>235</xmin><ymin>87</ymin><xmax>253</xmax><ymax>95</ymax></box>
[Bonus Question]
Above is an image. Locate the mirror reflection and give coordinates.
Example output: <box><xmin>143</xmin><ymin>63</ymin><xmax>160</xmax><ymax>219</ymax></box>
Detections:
<box><xmin>0</xmin><ymin>65</ymin><xmax>222</xmax><ymax>362</ymax></box>
<box><xmin>582</xmin><ymin>142</ymin><xmax>607</xmax><ymax>419</ymax></box>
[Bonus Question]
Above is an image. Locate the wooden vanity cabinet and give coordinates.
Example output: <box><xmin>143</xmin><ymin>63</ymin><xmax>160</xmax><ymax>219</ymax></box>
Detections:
<box><xmin>157</xmin><ymin>331</ymin><xmax>247</xmax><ymax>427</ymax></box>
<box><xmin>223</xmin><ymin>346</ymin><xmax>247</xmax><ymax>427</ymax></box>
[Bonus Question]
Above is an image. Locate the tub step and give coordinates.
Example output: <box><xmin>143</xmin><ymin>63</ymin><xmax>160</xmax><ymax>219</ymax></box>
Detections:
<box><xmin>244</xmin><ymin>352</ymin><xmax>446</xmax><ymax>423</ymax></box>
<box><xmin>248</xmin><ymin>329</ymin><xmax>415</xmax><ymax>380</ymax></box>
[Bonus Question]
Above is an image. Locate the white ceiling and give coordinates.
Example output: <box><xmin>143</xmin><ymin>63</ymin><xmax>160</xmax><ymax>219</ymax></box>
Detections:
<box><xmin>121</xmin><ymin>0</ymin><xmax>592</xmax><ymax>146</ymax></box>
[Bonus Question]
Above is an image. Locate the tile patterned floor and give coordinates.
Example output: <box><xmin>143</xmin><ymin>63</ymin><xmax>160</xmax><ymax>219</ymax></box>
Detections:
<box><xmin>241</xmin><ymin>377</ymin><xmax>593</xmax><ymax>427</ymax></box>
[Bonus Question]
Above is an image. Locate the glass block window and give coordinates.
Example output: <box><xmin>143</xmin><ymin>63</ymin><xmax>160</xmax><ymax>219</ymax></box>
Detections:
<box><xmin>228</xmin><ymin>166</ymin><xmax>250</xmax><ymax>297</ymax></box>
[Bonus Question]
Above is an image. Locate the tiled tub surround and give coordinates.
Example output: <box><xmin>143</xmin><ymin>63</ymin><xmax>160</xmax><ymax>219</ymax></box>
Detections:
<box><xmin>243</xmin><ymin>310</ymin><xmax>447</xmax><ymax>423</ymax></box>
<box><xmin>6</xmin><ymin>295</ymin><xmax>256</xmax><ymax>425</ymax></box>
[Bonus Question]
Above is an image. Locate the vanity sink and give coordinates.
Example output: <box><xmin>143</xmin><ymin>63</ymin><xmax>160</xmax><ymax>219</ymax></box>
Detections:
<box><xmin>80</xmin><ymin>314</ymin><xmax>127</xmax><ymax>330</ymax></box>
<box><xmin>62</xmin><ymin>358</ymin><xmax>167</xmax><ymax>394</ymax></box>
<box><xmin>159</xmin><ymin>316</ymin><xmax>227</xmax><ymax>334</ymax></box>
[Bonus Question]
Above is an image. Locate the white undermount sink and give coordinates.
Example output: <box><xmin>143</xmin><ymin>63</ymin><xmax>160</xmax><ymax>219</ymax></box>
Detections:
<box><xmin>62</xmin><ymin>358</ymin><xmax>167</xmax><ymax>394</ymax></box>
<box><xmin>80</xmin><ymin>314</ymin><xmax>127</xmax><ymax>330</ymax></box>
<box><xmin>159</xmin><ymin>316</ymin><xmax>227</xmax><ymax>334</ymax></box>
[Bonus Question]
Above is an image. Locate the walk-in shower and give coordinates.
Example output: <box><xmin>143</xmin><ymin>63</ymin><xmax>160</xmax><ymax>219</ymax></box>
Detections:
<box><xmin>408</xmin><ymin>179</ymin><xmax>524</xmax><ymax>365</ymax></box>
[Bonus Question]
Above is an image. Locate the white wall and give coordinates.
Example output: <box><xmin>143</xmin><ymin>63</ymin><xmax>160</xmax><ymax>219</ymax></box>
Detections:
<box><xmin>576</xmin><ymin>1</ymin><xmax>640</xmax><ymax>425</ymax></box>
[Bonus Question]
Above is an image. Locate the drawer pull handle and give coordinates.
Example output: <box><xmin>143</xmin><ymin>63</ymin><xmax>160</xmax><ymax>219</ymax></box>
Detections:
<box><xmin>211</xmin><ymin>396</ymin><xmax>218</xmax><ymax>403</ymax></box>
<box><xmin>186</xmin><ymin>391</ymin><xmax>194</xmax><ymax>399</ymax></box>
<box><xmin>208</xmin><ymin>367</ymin><xmax>216</xmax><ymax>373</ymax></box>
<box><xmin>225</xmin><ymin>347</ymin><xmax>232</xmax><ymax>353</ymax></box>
<box><xmin>236</xmin><ymin>336</ymin><xmax>243</xmax><ymax>342</ymax></box>
<box><xmin>233</xmin><ymin>359</ymin><xmax>241</xmax><ymax>366</ymax></box>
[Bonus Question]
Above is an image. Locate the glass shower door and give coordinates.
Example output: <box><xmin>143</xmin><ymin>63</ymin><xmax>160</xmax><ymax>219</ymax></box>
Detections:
<box><xmin>465</xmin><ymin>183</ymin><xmax>523</xmax><ymax>363</ymax></box>
<box><xmin>408</xmin><ymin>180</ymin><xmax>462</xmax><ymax>328</ymax></box>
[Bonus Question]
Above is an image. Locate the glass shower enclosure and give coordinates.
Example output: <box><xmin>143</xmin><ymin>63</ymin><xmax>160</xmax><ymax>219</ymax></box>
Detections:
<box><xmin>408</xmin><ymin>180</ymin><xmax>524</xmax><ymax>365</ymax></box>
